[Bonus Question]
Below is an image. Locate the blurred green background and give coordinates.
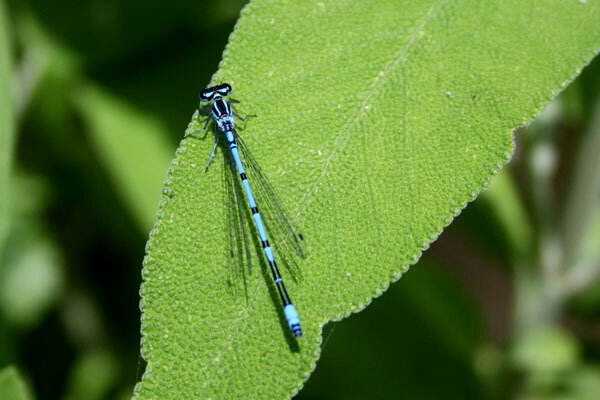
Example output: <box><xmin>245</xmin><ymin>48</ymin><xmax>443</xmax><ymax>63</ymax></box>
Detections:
<box><xmin>1</xmin><ymin>0</ymin><xmax>600</xmax><ymax>399</ymax></box>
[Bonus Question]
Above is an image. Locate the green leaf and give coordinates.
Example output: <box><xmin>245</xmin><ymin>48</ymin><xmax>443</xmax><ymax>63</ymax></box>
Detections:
<box><xmin>0</xmin><ymin>366</ymin><xmax>33</xmax><ymax>400</ymax></box>
<box><xmin>72</xmin><ymin>84</ymin><xmax>175</xmax><ymax>232</ymax></box>
<box><xmin>135</xmin><ymin>1</ymin><xmax>600</xmax><ymax>398</ymax></box>
<box><xmin>0</xmin><ymin>0</ymin><xmax>15</xmax><ymax>254</ymax></box>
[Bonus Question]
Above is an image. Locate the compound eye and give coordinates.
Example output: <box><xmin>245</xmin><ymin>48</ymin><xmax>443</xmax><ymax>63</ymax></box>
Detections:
<box><xmin>217</xmin><ymin>83</ymin><xmax>232</xmax><ymax>96</ymax></box>
<box><xmin>200</xmin><ymin>90</ymin><xmax>214</xmax><ymax>101</ymax></box>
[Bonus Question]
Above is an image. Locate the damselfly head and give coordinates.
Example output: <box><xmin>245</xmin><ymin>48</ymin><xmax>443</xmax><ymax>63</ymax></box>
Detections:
<box><xmin>200</xmin><ymin>83</ymin><xmax>232</xmax><ymax>102</ymax></box>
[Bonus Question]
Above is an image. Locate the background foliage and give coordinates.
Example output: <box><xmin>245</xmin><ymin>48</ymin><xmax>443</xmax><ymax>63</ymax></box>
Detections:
<box><xmin>1</xmin><ymin>0</ymin><xmax>600</xmax><ymax>399</ymax></box>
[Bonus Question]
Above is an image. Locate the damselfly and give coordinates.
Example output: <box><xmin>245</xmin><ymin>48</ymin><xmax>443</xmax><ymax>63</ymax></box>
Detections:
<box><xmin>186</xmin><ymin>83</ymin><xmax>305</xmax><ymax>337</ymax></box>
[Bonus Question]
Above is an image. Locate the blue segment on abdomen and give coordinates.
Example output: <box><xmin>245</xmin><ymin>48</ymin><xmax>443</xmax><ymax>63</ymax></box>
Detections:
<box><xmin>230</xmin><ymin>143</ymin><xmax>245</xmax><ymax>174</ymax></box>
<box><xmin>253</xmin><ymin>213</ymin><xmax>268</xmax><ymax>241</ymax></box>
<box><xmin>284</xmin><ymin>304</ymin><xmax>300</xmax><ymax>327</ymax></box>
<box><xmin>264</xmin><ymin>245</ymin><xmax>275</xmax><ymax>262</ymax></box>
<box><xmin>242</xmin><ymin>179</ymin><xmax>257</xmax><ymax>208</ymax></box>
<box><xmin>225</xmin><ymin>130</ymin><xmax>236</xmax><ymax>142</ymax></box>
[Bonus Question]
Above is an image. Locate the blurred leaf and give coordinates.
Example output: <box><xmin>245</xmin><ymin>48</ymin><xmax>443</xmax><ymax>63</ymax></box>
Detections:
<box><xmin>72</xmin><ymin>84</ymin><xmax>175</xmax><ymax>232</ymax></box>
<box><xmin>559</xmin><ymin>96</ymin><xmax>600</xmax><ymax>298</ymax></box>
<box><xmin>481</xmin><ymin>168</ymin><xmax>534</xmax><ymax>259</ymax></box>
<box><xmin>0</xmin><ymin>365</ymin><xmax>33</xmax><ymax>400</ymax></box>
<box><xmin>565</xmin><ymin>365</ymin><xmax>600</xmax><ymax>400</ymax></box>
<box><xmin>0</xmin><ymin>234</ymin><xmax>64</xmax><ymax>328</ymax></box>
<box><xmin>511</xmin><ymin>326</ymin><xmax>579</xmax><ymax>375</ymax></box>
<box><xmin>0</xmin><ymin>171</ymin><xmax>65</xmax><ymax>329</ymax></box>
<box><xmin>13</xmin><ymin>9</ymin><xmax>81</xmax><ymax>120</ymax></box>
<box><xmin>562</xmin><ymin>96</ymin><xmax>600</xmax><ymax>261</ymax></box>
<box><xmin>299</xmin><ymin>261</ymin><xmax>484</xmax><ymax>400</ymax></box>
<box><xmin>27</xmin><ymin>0</ymin><xmax>243</xmax><ymax>67</ymax></box>
<box><xmin>0</xmin><ymin>0</ymin><xmax>15</xmax><ymax>253</ymax></box>
<box><xmin>136</xmin><ymin>1</ymin><xmax>600</xmax><ymax>398</ymax></box>
<box><xmin>63</xmin><ymin>349</ymin><xmax>119</xmax><ymax>400</ymax></box>
<box><xmin>566</xmin><ymin>208</ymin><xmax>600</xmax><ymax>315</ymax></box>
<box><xmin>510</xmin><ymin>331</ymin><xmax>600</xmax><ymax>400</ymax></box>
<box><xmin>398</xmin><ymin>259</ymin><xmax>483</xmax><ymax>358</ymax></box>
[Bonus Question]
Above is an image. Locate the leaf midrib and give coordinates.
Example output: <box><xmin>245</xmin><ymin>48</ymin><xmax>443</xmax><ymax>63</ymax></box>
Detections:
<box><xmin>292</xmin><ymin>0</ymin><xmax>448</xmax><ymax>222</ymax></box>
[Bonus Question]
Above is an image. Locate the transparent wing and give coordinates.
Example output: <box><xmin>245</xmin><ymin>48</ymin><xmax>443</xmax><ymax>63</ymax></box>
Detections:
<box><xmin>234</xmin><ymin>131</ymin><xmax>306</xmax><ymax>280</ymax></box>
<box><xmin>223</xmin><ymin>148</ymin><xmax>252</xmax><ymax>295</ymax></box>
